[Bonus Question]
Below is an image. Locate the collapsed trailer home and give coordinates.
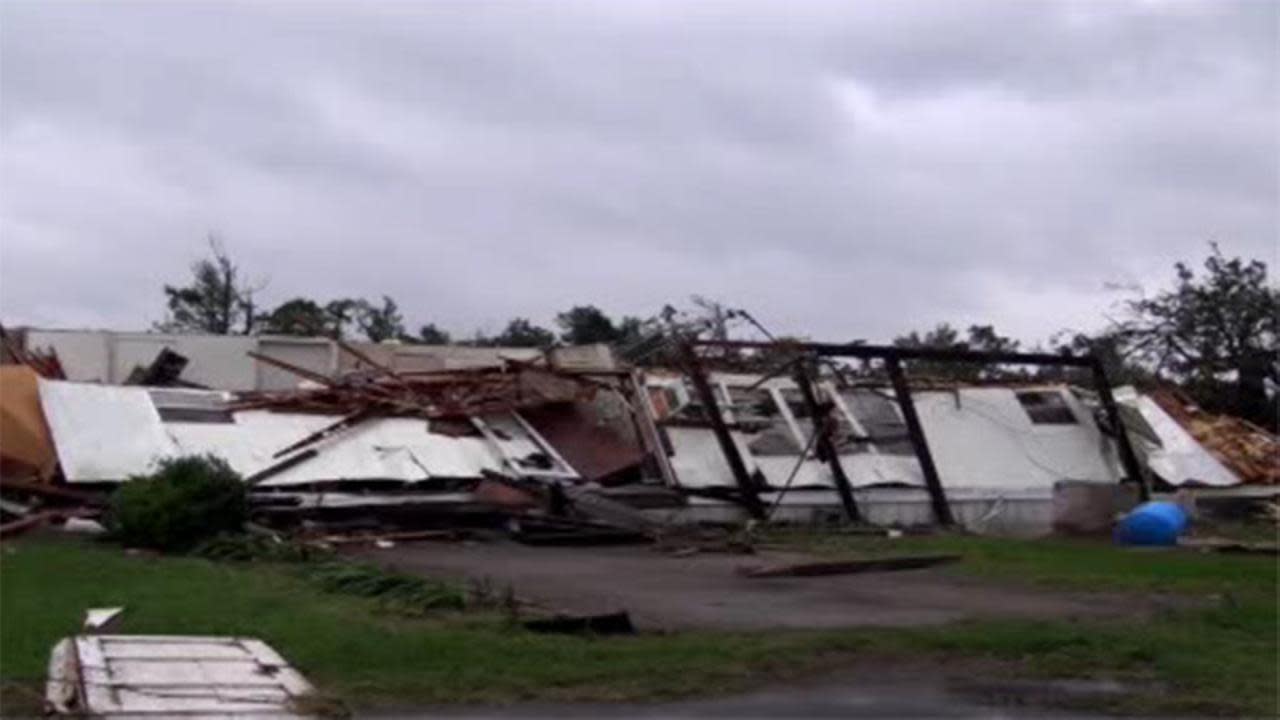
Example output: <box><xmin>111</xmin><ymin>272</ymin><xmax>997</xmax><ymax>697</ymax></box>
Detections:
<box><xmin>3</xmin><ymin>328</ymin><xmax>1276</xmax><ymax>537</ymax></box>
<box><xmin>647</xmin><ymin>372</ymin><xmax>1128</xmax><ymax>531</ymax></box>
<box><xmin>28</xmin><ymin>339</ymin><xmax>665</xmax><ymax>535</ymax></box>
<box><xmin>639</xmin><ymin>339</ymin><xmax>1154</xmax><ymax>533</ymax></box>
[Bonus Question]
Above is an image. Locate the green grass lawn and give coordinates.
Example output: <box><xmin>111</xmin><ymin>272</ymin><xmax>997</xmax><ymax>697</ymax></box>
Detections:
<box><xmin>1</xmin><ymin>531</ymin><xmax>1276</xmax><ymax>716</ymax></box>
<box><xmin>761</xmin><ymin>528</ymin><xmax>1276</xmax><ymax>595</ymax></box>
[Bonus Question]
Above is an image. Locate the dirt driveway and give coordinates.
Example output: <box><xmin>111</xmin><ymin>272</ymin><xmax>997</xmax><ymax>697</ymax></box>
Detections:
<box><xmin>353</xmin><ymin>541</ymin><xmax>1147</xmax><ymax>630</ymax></box>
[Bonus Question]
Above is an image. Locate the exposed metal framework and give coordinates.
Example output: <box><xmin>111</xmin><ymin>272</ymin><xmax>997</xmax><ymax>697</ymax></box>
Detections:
<box><xmin>677</xmin><ymin>338</ymin><xmax>1150</xmax><ymax>526</ymax></box>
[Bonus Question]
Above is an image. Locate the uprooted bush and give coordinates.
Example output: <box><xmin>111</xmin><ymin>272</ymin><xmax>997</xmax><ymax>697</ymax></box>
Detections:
<box><xmin>106</xmin><ymin>455</ymin><xmax>247</xmax><ymax>552</ymax></box>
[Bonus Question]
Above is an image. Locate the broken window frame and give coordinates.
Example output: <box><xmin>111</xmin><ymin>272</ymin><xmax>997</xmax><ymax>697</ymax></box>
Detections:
<box><xmin>471</xmin><ymin>412</ymin><xmax>579</xmax><ymax>480</ymax></box>
<box><xmin>722</xmin><ymin>380</ymin><xmax>806</xmax><ymax>457</ymax></box>
<box><xmin>1015</xmin><ymin>389</ymin><xmax>1080</xmax><ymax>426</ymax></box>
<box><xmin>148</xmin><ymin>388</ymin><xmax>235</xmax><ymax>424</ymax></box>
<box><xmin>819</xmin><ymin>381</ymin><xmax>883</xmax><ymax>455</ymax></box>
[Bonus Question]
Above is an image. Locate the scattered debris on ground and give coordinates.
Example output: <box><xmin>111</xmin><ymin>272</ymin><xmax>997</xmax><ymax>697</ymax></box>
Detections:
<box><xmin>738</xmin><ymin>553</ymin><xmax>962</xmax><ymax>578</ymax></box>
<box><xmin>524</xmin><ymin>610</ymin><xmax>635</xmax><ymax>635</ymax></box>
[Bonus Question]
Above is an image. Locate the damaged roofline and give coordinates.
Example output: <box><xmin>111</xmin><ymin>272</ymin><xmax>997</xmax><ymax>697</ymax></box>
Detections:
<box><xmin>686</xmin><ymin>339</ymin><xmax>1095</xmax><ymax>368</ymax></box>
<box><xmin>678</xmin><ymin>337</ymin><xmax>1149</xmax><ymax>516</ymax></box>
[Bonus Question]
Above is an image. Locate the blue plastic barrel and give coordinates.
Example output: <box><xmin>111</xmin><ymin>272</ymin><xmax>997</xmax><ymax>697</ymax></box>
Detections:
<box><xmin>1114</xmin><ymin>501</ymin><xmax>1189</xmax><ymax>546</ymax></box>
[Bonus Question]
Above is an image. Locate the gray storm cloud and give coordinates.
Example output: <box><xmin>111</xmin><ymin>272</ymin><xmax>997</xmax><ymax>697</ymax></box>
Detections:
<box><xmin>1</xmin><ymin>0</ymin><xmax>1275</xmax><ymax>343</ymax></box>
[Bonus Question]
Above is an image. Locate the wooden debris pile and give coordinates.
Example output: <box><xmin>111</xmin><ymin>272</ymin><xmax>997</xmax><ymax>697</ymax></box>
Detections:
<box><xmin>1150</xmin><ymin>388</ymin><xmax>1280</xmax><ymax>485</ymax></box>
<box><xmin>232</xmin><ymin>342</ymin><xmax>598</xmax><ymax>421</ymax></box>
<box><xmin>0</xmin><ymin>324</ymin><xmax>65</xmax><ymax>379</ymax></box>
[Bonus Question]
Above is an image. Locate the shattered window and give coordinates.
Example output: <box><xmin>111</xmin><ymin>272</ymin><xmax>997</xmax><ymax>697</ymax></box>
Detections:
<box><xmin>837</xmin><ymin>389</ymin><xmax>914</xmax><ymax>456</ymax></box>
<box><xmin>481</xmin><ymin>413</ymin><xmax>574</xmax><ymax>476</ymax></box>
<box><xmin>1016</xmin><ymin>391</ymin><xmax>1078</xmax><ymax>425</ymax></box>
<box><xmin>727</xmin><ymin>386</ymin><xmax>801</xmax><ymax>456</ymax></box>
<box><xmin>649</xmin><ymin>383</ymin><xmax>717</xmax><ymax>423</ymax></box>
<box><xmin>725</xmin><ymin>385</ymin><xmax>778</xmax><ymax>428</ymax></box>
<box><xmin>149</xmin><ymin>389</ymin><xmax>234</xmax><ymax>424</ymax></box>
<box><xmin>779</xmin><ymin>386</ymin><xmax>876</xmax><ymax>456</ymax></box>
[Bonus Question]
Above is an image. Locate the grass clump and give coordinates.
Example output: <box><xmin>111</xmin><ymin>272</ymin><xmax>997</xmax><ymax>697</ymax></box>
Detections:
<box><xmin>3</xmin><ymin>531</ymin><xmax>1274</xmax><ymax>716</ymax></box>
<box><xmin>106</xmin><ymin>455</ymin><xmax>246</xmax><ymax>552</ymax></box>
<box><xmin>194</xmin><ymin>532</ymin><xmax>331</xmax><ymax>563</ymax></box>
<box><xmin>305</xmin><ymin>561</ymin><xmax>467</xmax><ymax>614</ymax></box>
<box><xmin>194</xmin><ymin>532</ymin><xmax>468</xmax><ymax>614</ymax></box>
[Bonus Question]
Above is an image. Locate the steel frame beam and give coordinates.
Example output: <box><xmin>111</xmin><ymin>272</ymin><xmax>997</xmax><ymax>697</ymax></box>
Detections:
<box><xmin>677</xmin><ymin>340</ymin><xmax>766</xmax><ymax>519</ymax></box>
<box><xmin>792</xmin><ymin>360</ymin><xmax>862</xmax><ymax>523</ymax></box>
<box><xmin>684</xmin><ymin>337</ymin><xmax>1150</xmax><ymax>520</ymax></box>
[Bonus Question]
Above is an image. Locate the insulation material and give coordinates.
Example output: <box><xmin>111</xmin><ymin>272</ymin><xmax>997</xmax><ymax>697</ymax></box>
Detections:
<box><xmin>0</xmin><ymin>366</ymin><xmax>57</xmax><ymax>478</ymax></box>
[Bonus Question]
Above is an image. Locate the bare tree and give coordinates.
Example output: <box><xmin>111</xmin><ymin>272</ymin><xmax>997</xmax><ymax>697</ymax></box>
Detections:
<box><xmin>156</xmin><ymin>236</ymin><xmax>263</xmax><ymax>335</ymax></box>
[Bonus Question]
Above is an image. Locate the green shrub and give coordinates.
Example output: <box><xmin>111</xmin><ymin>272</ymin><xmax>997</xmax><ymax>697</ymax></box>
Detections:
<box><xmin>106</xmin><ymin>455</ymin><xmax>247</xmax><ymax>552</ymax></box>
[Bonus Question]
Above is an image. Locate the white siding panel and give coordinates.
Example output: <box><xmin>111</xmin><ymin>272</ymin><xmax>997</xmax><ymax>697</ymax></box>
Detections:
<box><xmin>39</xmin><ymin>380</ymin><xmax>175</xmax><ymax>482</ymax></box>
<box><xmin>1117</xmin><ymin>391</ymin><xmax>1239</xmax><ymax>487</ymax></box>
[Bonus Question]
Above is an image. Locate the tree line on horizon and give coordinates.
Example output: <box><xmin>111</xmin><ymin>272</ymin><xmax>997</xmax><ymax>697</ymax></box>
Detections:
<box><xmin>155</xmin><ymin>238</ymin><xmax>647</xmax><ymax>349</ymax></box>
<box><xmin>156</xmin><ymin>238</ymin><xmax>1277</xmax><ymax>429</ymax></box>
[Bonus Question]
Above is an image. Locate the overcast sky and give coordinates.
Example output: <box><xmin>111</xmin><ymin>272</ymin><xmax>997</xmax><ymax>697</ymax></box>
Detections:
<box><xmin>1</xmin><ymin>0</ymin><xmax>1276</xmax><ymax>345</ymax></box>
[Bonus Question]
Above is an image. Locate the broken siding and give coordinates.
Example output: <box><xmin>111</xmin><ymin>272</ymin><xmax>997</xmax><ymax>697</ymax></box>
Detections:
<box><xmin>38</xmin><ymin>379</ymin><xmax>570</xmax><ymax>485</ymax></box>
<box><xmin>651</xmin><ymin>375</ymin><xmax>1118</xmax><ymax>493</ymax></box>
<box><xmin>1115</xmin><ymin>388</ymin><xmax>1239</xmax><ymax>487</ymax></box>
<box><xmin>913</xmin><ymin>387</ymin><xmax>1118</xmax><ymax>490</ymax></box>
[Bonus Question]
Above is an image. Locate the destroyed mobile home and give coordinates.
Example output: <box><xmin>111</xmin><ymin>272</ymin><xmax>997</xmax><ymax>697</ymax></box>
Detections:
<box><xmin>1</xmin><ymin>328</ymin><xmax>1276</xmax><ymax>540</ymax></box>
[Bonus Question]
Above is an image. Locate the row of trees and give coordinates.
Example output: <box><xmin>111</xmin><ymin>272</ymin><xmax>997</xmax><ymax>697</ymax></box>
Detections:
<box><xmin>887</xmin><ymin>245</ymin><xmax>1277</xmax><ymax>427</ymax></box>
<box><xmin>157</xmin><ymin>239</ymin><xmax>647</xmax><ymax>348</ymax></box>
<box><xmin>158</xmin><ymin>240</ymin><xmax>1277</xmax><ymax>428</ymax></box>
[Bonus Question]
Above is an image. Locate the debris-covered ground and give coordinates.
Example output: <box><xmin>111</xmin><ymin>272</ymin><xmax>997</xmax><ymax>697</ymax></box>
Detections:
<box><xmin>1</xmin><ymin>530</ymin><xmax>1274</xmax><ymax>718</ymax></box>
<box><xmin>349</xmin><ymin>540</ymin><xmax>1184</xmax><ymax>631</ymax></box>
<box><xmin>1</xmin><ymin>336</ymin><xmax>1277</xmax><ymax>718</ymax></box>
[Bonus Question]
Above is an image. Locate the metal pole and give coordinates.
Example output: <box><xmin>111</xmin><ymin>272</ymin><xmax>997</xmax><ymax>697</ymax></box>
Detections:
<box><xmin>1090</xmin><ymin>358</ymin><xmax>1150</xmax><ymax>501</ymax></box>
<box><xmin>792</xmin><ymin>361</ymin><xmax>861</xmax><ymax>522</ymax></box>
<box><xmin>678</xmin><ymin>341</ymin><xmax>765</xmax><ymax>519</ymax></box>
<box><xmin>885</xmin><ymin>355</ymin><xmax>954</xmax><ymax>526</ymax></box>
